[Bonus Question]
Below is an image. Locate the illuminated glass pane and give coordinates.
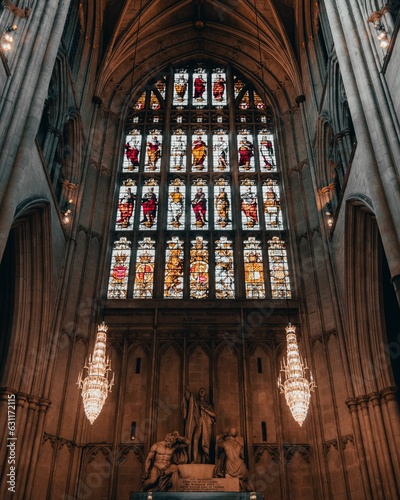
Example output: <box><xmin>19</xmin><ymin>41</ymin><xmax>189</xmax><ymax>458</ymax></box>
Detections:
<box><xmin>133</xmin><ymin>238</ymin><xmax>156</xmax><ymax>298</ymax></box>
<box><xmin>173</xmin><ymin>71</ymin><xmax>189</xmax><ymax>106</ymax></box>
<box><xmin>164</xmin><ymin>236</ymin><xmax>184</xmax><ymax>298</ymax></box>
<box><xmin>253</xmin><ymin>91</ymin><xmax>265</xmax><ymax>110</ymax></box>
<box><xmin>215</xmin><ymin>236</ymin><xmax>235</xmax><ymax>299</ymax></box>
<box><xmin>167</xmin><ymin>178</ymin><xmax>185</xmax><ymax>229</ymax></box>
<box><xmin>134</xmin><ymin>92</ymin><xmax>146</xmax><ymax>110</ymax></box>
<box><xmin>212</xmin><ymin>132</ymin><xmax>229</xmax><ymax>171</ymax></box>
<box><xmin>191</xmin><ymin>129</ymin><xmax>208</xmax><ymax>171</ymax></box>
<box><xmin>212</xmin><ymin>70</ymin><xmax>227</xmax><ymax>106</ymax></box>
<box><xmin>234</xmin><ymin>78</ymin><xmax>244</xmax><ymax>99</ymax></box>
<box><xmin>214</xmin><ymin>178</ymin><xmax>232</xmax><ymax>229</ymax></box>
<box><xmin>116</xmin><ymin>179</ymin><xmax>137</xmax><ymax>230</ymax></box>
<box><xmin>191</xmin><ymin>179</ymin><xmax>208</xmax><ymax>229</ymax></box>
<box><xmin>239</xmin><ymin>91</ymin><xmax>250</xmax><ymax>109</ymax></box>
<box><xmin>238</xmin><ymin>132</ymin><xmax>255</xmax><ymax>171</ymax></box>
<box><xmin>170</xmin><ymin>130</ymin><xmax>187</xmax><ymax>172</ymax></box>
<box><xmin>243</xmin><ymin>237</ymin><xmax>266</xmax><ymax>299</ymax></box>
<box><xmin>140</xmin><ymin>179</ymin><xmax>159</xmax><ymax>230</ymax></box>
<box><xmin>193</xmin><ymin>68</ymin><xmax>208</xmax><ymax>106</ymax></box>
<box><xmin>240</xmin><ymin>179</ymin><xmax>259</xmax><ymax>229</ymax></box>
<box><xmin>190</xmin><ymin>236</ymin><xmax>209</xmax><ymax>299</ymax></box>
<box><xmin>123</xmin><ymin>131</ymin><xmax>141</xmax><ymax>172</ymax></box>
<box><xmin>263</xmin><ymin>179</ymin><xmax>283</xmax><ymax>230</ymax></box>
<box><xmin>145</xmin><ymin>131</ymin><xmax>162</xmax><ymax>172</ymax></box>
<box><xmin>107</xmin><ymin>237</ymin><xmax>131</xmax><ymax>299</ymax></box>
<box><xmin>155</xmin><ymin>78</ymin><xmax>166</xmax><ymax>99</ymax></box>
<box><xmin>268</xmin><ymin>237</ymin><xmax>291</xmax><ymax>299</ymax></box>
<box><xmin>150</xmin><ymin>92</ymin><xmax>161</xmax><ymax>110</ymax></box>
<box><xmin>258</xmin><ymin>131</ymin><xmax>277</xmax><ymax>172</ymax></box>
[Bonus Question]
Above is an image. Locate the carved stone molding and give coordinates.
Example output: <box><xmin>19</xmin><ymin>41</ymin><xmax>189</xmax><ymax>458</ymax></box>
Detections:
<box><xmin>2</xmin><ymin>1</ymin><xmax>31</xmax><ymax>18</ymax></box>
<box><xmin>345</xmin><ymin>389</ymin><xmax>397</xmax><ymax>411</ymax></box>
<box><xmin>61</xmin><ymin>179</ymin><xmax>78</xmax><ymax>191</ymax></box>
<box><xmin>296</xmin><ymin>225</ymin><xmax>320</xmax><ymax>244</ymax></box>
<box><xmin>42</xmin><ymin>433</ymin><xmax>76</xmax><ymax>453</ymax></box>
<box><xmin>287</xmin><ymin>159</ymin><xmax>308</xmax><ymax>177</ymax></box>
<box><xmin>253</xmin><ymin>444</ymin><xmax>280</xmax><ymax>464</ymax></box>
<box><xmin>341</xmin><ymin>435</ymin><xmax>355</xmax><ymax>449</ymax></box>
<box><xmin>323</xmin><ymin>439</ymin><xmax>338</xmax><ymax>454</ymax></box>
<box><xmin>284</xmin><ymin>444</ymin><xmax>311</xmax><ymax>464</ymax></box>
<box><xmin>318</xmin><ymin>182</ymin><xmax>336</xmax><ymax>196</ymax></box>
<box><xmin>323</xmin><ymin>434</ymin><xmax>354</xmax><ymax>454</ymax></box>
<box><xmin>311</xmin><ymin>328</ymin><xmax>337</xmax><ymax>346</ymax></box>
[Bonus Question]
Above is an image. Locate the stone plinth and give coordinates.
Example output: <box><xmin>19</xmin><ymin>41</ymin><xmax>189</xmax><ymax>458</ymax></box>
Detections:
<box><xmin>130</xmin><ymin>493</ymin><xmax>262</xmax><ymax>499</ymax></box>
<box><xmin>177</xmin><ymin>464</ymin><xmax>239</xmax><ymax>492</ymax></box>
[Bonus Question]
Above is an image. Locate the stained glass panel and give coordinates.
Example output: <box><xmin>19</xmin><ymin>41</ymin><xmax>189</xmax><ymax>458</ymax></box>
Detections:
<box><xmin>215</xmin><ymin>236</ymin><xmax>235</xmax><ymax>298</ymax></box>
<box><xmin>190</xmin><ymin>236</ymin><xmax>209</xmax><ymax>299</ymax></box>
<box><xmin>164</xmin><ymin>236</ymin><xmax>184</xmax><ymax>299</ymax></box>
<box><xmin>234</xmin><ymin>78</ymin><xmax>244</xmax><ymax>99</ymax></box>
<box><xmin>258</xmin><ymin>131</ymin><xmax>277</xmax><ymax>172</ymax></box>
<box><xmin>155</xmin><ymin>78</ymin><xmax>166</xmax><ymax>99</ymax></box>
<box><xmin>240</xmin><ymin>179</ymin><xmax>259</xmax><ymax>229</ymax></box>
<box><xmin>123</xmin><ymin>131</ymin><xmax>141</xmax><ymax>172</ymax></box>
<box><xmin>133</xmin><ymin>237</ymin><xmax>156</xmax><ymax>298</ymax></box>
<box><xmin>263</xmin><ymin>179</ymin><xmax>283</xmax><ymax>229</ymax></box>
<box><xmin>191</xmin><ymin>129</ymin><xmax>208</xmax><ymax>171</ymax></box>
<box><xmin>243</xmin><ymin>237</ymin><xmax>265</xmax><ymax>299</ymax></box>
<box><xmin>193</xmin><ymin>68</ymin><xmax>208</xmax><ymax>106</ymax></box>
<box><xmin>214</xmin><ymin>178</ymin><xmax>232</xmax><ymax>229</ymax></box>
<box><xmin>239</xmin><ymin>91</ymin><xmax>250</xmax><ymax>109</ymax></box>
<box><xmin>173</xmin><ymin>71</ymin><xmax>189</xmax><ymax>106</ymax></box>
<box><xmin>107</xmin><ymin>237</ymin><xmax>131</xmax><ymax>299</ymax></box>
<box><xmin>212</xmin><ymin>70</ymin><xmax>227</xmax><ymax>106</ymax></box>
<box><xmin>268</xmin><ymin>237</ymin><xmax>291</xmax><ymax>299</ymax></box>
<box><xmin>116</xmin><ymin>179</ymin><xmax>136</xmax><ymax>230</ymax></box>
<box><xmin>134</xmin><ymin>92</ymin><xmax>146</xmax><ymax>110</ymax></box>
<box><xmin>145</xmin><ymin>131</ymin><xmax>162</xmax><ymax>172</ymax></box>
<box><xmin>167</xmin><ymin>178</ymin><xmax>185</xmax><ymax>229</ymax></box>
<box><xmin>238</xmin><ymin>132</ymin><xmax>255</xmax><ymax>171</ymax></box>
<box><xmin>170</xmin><ymin>130</ymin><xmax>187</xmax><ymax>172</ymax></box>
<box><xmin>253</xmin><ymin>91</ymin><xmax>265</xmax><ymax>110</ymax></box>
<box><xmin>140</xmin><ymin>179</ymin><xmax>159</xmax><ymax>229</ymax></box>
<box><xmin>150</xmin><ymin>92</ymin><xmax>161</xmax><ymax>110</ymax></box>
<box><xmin>212</xmin><ymin>132</ymin><xmax>229</xmax><ymax>171</ymax></box>
<box><xmin>191</xmin><ymin>179</ymin><xmax>208</xmax><ymax>229</ymax></box>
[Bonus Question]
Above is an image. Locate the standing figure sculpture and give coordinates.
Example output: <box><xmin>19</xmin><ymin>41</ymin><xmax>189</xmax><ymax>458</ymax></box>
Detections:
<box><xmin>142</xmin><ymin>431</ymin><xmax>190</xmax><ymax>492</ymax></box>
<box><xmin>213</xmin><ymin>428</ymin><xmax>254</xmax><ymax>492</ymax></box>
<box><xmin>181</xmin><ymin>386</ymin><xmax>216</xmax><ymax>463</ymax></box>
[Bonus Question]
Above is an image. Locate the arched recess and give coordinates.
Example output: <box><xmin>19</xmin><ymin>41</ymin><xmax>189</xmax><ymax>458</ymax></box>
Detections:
<box><xmin>344</xmin><ymin>198</ymin><xmax>400</xmax><ymax>498</ymax></box>
<box><xmin>0</xmin><ymin>199</ymin><xmax>52</xmax><ymax>395</ymax></box>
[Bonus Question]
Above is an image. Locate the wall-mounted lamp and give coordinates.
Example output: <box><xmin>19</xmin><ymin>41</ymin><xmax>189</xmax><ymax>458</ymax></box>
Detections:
<box><xmin>325</xmin><ymin>202</ymin><xmax>334</xmax><ymax>228</ymax></box>
<box><xmin>1</xmin><ymin>25</ymin><xmax>17</xmax><ymax>52</ymax></box>
<box><xmin>374</xmin><ymin>21</ymin><xmax>390</xmax><ymax>49</ymax></box>
<box><xmin>61</xmin><ymin>198</ymin><xmax>73</xmax><ymax>224</ymax></box>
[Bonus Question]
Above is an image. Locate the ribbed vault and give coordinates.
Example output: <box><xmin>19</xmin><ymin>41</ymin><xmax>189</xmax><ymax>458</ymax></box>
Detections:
<box><xmin>95</xmin><ymin>0</ymin><xmax>301</xmax><ymax>113</ymax></box>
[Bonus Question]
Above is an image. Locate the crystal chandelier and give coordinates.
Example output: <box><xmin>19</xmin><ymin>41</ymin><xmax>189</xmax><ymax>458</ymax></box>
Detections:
<box><xmin>277</xmin><ymin>323</ymin><xmax>316</xmax><ymax>426</ymax></box>
<box><xmin>77</xmin><ymin>322</ymin><xmax>114</xmax><ymax>424</ymax></box>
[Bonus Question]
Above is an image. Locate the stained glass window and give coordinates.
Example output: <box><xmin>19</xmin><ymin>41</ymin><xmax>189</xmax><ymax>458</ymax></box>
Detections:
<box><xmin>167</xmin><ymin>178</ymin><xmax>185</xmax><ymax>229</ymax></box>
<box><xmin>190</xmin><ymin>236</ymin><xmax>209</xmax><ymax>298</ymax></box>
<box><xmin>170</xmin><ymin>130</ymin><xmax>187</xmax><ymax>172</ymax></box>
<box><xmin>173</xmin><ymin>70</ymin><xmax>189</xmax><ymax>106</ymax></box>
<box><xmin>263</xmin><ymin>179</ymin><xmax>283</xmax><ymax>229</ymax></box>
<box><xmin>116</xmin><ymin>179</ymin><xmax>136</xmax><ymax>230</ymax></box>
<box><xmin>191</xmin><ymin>179</ymin><xmax>208</xmax><ymax>229</ymax></box>
<box><xmin>213</xmin><ymin>132</ymin><xmax>229</xmax><ymax>171</ymax></box>
<box><xmin>258</xmin><ymin>131</ymin><xmax>277</xmax><ymax>172</ymax></box>
<box><xmin>145</xmin><ymin>131</ymin><xmax>162</xmax><ymax>172</ymax></box>
<box><xmin>133</xmin><ymin>238</ymin><xmax>156</xmax><ymax>298</ymax></box>
<box><xmin>123</xmin><ymin>131</ymin><xmax>141</xmax><ymax>172</ymax></box>
<box><xmin>107</xmin><ymin>237</ymin><xmax>131</xmax><ymax>299</ymax></box>
<box><xmin>238</xmin><ymin>131</ymin><xmax>255</xmax><ymax>171</ymax></box>
<box><xmin>240</xmin><ymin>179</ymin><xmax>259</xmax><ymax>229</ymax></box>
<box><xmin>268</xmin><ymin>237</ymin><xmax>291</xmax><ymax>299</ymax></box>
<box><xmin>214</xmin><ymin>178</ymin><xmax>232</xmax><ymax>229</ymax></box>
<box><xmin>215</xmin><ymin>236</ymin><xmax>235</xmax><ymax>298</ymax></box>
<box><xmin>164</xmin><ymin>237</ymin><xmax>184</xmax><ymax>298</ymax></box>
<box><xmin>243</xmin><ymin>237</ymin><xmax>265</xmax><ymax>299</ymax></box>
<box><xmin>108</xmin><ymin>64</ymin><xmax>292</xmax><ymax>300</ymax></box>
<box><xmin>191</xmin><ymin>129</ymin><xmax>208</xmax><ymax>171</ymax></box>
<box><xmin>140</xmin><ymin>179</ymin><xmax>159</xmax><ymax>229</ymax></box>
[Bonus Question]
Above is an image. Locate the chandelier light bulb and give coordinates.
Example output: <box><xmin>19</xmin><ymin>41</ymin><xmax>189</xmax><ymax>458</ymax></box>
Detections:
<box><xmin>278</xmin><ymin>323</ymin><xmax>316</xmax><ymax>426</ymax></box>
<box><xmin>77</xmin><ymin>322</ymin><xmax>114</xmax><ymax>424</ymax></box>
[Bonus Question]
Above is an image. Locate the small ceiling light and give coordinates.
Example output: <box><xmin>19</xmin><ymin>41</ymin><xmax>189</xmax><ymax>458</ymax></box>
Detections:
<box><xmin>374</xmin><ymin>21</ymin><xmax>390</xmax><ymax>50</ymax></box>
<box><xmin>1</xmin><ymin>25</ymin><xmax>17</xmax><ymax>52</ymax></box>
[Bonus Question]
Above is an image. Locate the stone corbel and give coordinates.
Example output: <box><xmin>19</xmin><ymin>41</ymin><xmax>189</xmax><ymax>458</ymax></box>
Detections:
<box><xmin>2</xmin><ymin>1</ymin><xmax>31</xmax><ymax>18</ymax></box>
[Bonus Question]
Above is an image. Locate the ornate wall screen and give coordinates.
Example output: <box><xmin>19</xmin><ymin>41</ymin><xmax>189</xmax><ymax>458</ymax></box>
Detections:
<box><xmin>107</xmin><ymin>64</ymin><xmax>291</xmax><ymax>300</ymax></box>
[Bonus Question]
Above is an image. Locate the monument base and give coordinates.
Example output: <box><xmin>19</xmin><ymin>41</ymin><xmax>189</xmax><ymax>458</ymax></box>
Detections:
<box><xmin>130</xmin><ymin>493</ymin><xmax>262</xmax><ymax>500</ymax></box>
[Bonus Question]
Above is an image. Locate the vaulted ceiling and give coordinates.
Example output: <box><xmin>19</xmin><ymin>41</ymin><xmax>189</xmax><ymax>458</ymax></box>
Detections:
<box><xmin>94</xmin><ymin>1</ymin><xmax>302</xmax><ymax>113</ymax></box>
